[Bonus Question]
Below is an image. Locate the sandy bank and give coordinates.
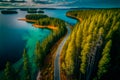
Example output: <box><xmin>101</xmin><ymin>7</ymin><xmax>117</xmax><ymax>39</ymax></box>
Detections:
<box><xmin>18</xmin><ymin>18</ymin><xmax>58</xmax><ymax>30</ymax></box>
<box><xmin>18</xmin><ymin>18</ymin><xmax>37</xmax><ymax>23</ymax></box>
<box><xmin>33</xmin><ymin>24</ymin><xmax>58</xmax><ymax>30</ymax></box>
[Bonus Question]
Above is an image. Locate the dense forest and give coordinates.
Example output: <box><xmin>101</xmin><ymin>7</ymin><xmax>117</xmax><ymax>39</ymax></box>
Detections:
<box><xmin>27</xmin><ymin>8</ymin><xmax>44</xmax><ymax>13</ymax></box>
<box><xmin>1</xmin><ymin>9</ymin><xmax>120</xmax><ymax>80</ymax></box>
<box><xmin>0</xmin><ymin>14</ymin><xmax>67</xmax><ymax>80</ymax></box>
<box><xmin>61</xmin><ymin>9</ymin><xmax>120</xmax><ymax>80</ymax></box>
<box><xmin>25</xmin><ymin>14</ymin><xmax>48</xmax><ymax>20</ymax></box>
<box><xmin>1</xmin><ymin>10</ymin><xmax>18</xmax><ymax>14</ymax></box>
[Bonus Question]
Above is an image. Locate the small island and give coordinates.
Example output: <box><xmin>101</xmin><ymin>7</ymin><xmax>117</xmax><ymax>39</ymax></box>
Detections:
<box><xmin>20</xmin><ymin>8</ymin><xmax>28</xmax><ymax>11</ymax></box>
<box><xmin>27</xmin><ymin>9</ymin><xmax>44</xmax><ymax>13</ymax></box>
<box><xmin>37</xmin><ymin>10</ymin><xmax>44</xmax><ymax>13</ymax></box>
<box><xmin>27</xmin><ymin>10</ymin><xmax>37</xmax><ymax>13</ymax></box>
<box><xmin>18</xmin><ymin>14</ymin><xmax>48</xmax><ymax>22</ymax></box>
<box><xmin>18</xmin><ymin>14</ymin><xmax>65</xmax><ymax>30</ymax></box>
<box><xmin>1</xmin><ymin>10</ymin><xmax>18</xmax><ymax>14</ymax></box>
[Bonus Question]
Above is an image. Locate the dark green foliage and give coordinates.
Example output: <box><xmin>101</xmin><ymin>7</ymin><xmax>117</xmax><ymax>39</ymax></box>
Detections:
<box><xmin>39</xmin><ymin>17</ymin><xmax>67</xmax><ymax>55</ymax></box>
<box><xmin>34</xmin><ymin>17</ymin><xmax>67</xmax><ymax>72</ymax></box>
<box><xmin>27</xmin><ymin>9</ymin><xmax>37</xmax><ymax>13</ymax></box>
<box><xmin>99</xmin><ymin>25</ymin><xmax>120</xmax><ymax>80</ymax></box>
<box><xmin>27</xmin><ymin>9</ymin><xmax>44</xmax><ymax>13</ymax></box>
<box><xmin>4</xmin><ymin>62</ymin><xmax>15</xmax><ymax>80</ymax></box>
<box><xmin>25</xmin><ymin>14</ymin><xmax>48</xmax><ymax>20</ymax></box>
<box><xmin>38</xmin><ymin>10</ymin><xmax>44</xmax><ymax>13</ymax></box>
<box><xmin>27</xmin><ymin>10</ymin><xmax>37</xmax><ymax>13</ymax></box>
<box><xmin>1</xmin><ymin>10</ymin><xmax>18</xmax><ymax>14</ymax></box>
<box><xmin>34</xmin><ymin>41</ymin><xmax>44</xmax><ymax>69</ymax></box>
<box><xmin>23</xmin><ymin>49</ymin><xmax>31</xmax><ymax>80</ymax></box>
<box><xmin>36</xmin><ymin>17</ymin><xmax>66</xmax><ymax>28</ymax></box>
<box><xmin>97</xmin><ymin>40</ymin><xmax>112</xmax><ymax>79</ymax></box>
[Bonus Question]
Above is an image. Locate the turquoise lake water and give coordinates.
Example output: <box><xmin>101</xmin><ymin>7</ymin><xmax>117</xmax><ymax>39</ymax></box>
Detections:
<box><xmin>0</xmin><ymin>9</ymin><xmax>77</xmax><ymax>70</ymax></box>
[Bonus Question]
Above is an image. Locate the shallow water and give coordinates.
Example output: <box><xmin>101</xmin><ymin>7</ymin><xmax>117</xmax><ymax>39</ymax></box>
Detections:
<box><xmin>0</xmin><ymin>10</ymin><xmax>51</xmax><ymax>70</ymax></box>
<box><xmin>0</xmin><ymin>9</ymin><xmax>77</xmax><ymax>70</ymax></box>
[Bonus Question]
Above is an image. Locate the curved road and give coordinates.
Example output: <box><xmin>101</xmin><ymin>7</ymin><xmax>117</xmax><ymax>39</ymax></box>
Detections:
<box><xmin>54</xmin><ymin>24</ymin><xmax>71</xmax><ymax>80</ymax></box>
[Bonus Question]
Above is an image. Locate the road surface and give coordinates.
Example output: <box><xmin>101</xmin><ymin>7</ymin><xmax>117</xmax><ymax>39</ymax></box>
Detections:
<box><xmin>54</xmin><ymin>24</ymin><xmax>71</xmax><ymax>80</ymax></box>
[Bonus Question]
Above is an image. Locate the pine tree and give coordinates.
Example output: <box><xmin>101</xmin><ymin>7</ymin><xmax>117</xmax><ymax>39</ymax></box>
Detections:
<box><xmin>35</xmin><ymin>41</ymin><xmax>44</xmax><ymax>69</ymax></box>
<box><xmin>4</xmin><ymin>62</ymin><xmax>15</xmax><ymax>80</ymax></box>
<box><xmin>65</xmin><ymin>32</ymin><xmax>76</xmax><ymax>75</ymax></box>
<box><xmin>97</xmin><ymin>40</ymin><xmax>112</xmax><ymax>79</ymax></box>
<box><xmin>23</xmin><ymin>49</ymin><xmax>31</xmax><ymax>80</ymax></box>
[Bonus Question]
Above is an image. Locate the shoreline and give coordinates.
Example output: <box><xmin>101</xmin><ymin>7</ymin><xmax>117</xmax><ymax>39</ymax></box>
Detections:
<box><xmin>33</xmin><ymin>24</ymin><xmax>58</xmax><ymax>30</ymax></box>
<box><xmin>66</xmin><ymin>13</ymin><xmax>82</xmax><ymax>22</ymax></box>
<box><xmin>18</xmin><ymin>18</ymin><xmax>37</xmax><ymax>23</ymax></box>
<box><xmin>18</xmin><ymin>18</ymin><xmax>58</xmax><ymax>30</ymax></box>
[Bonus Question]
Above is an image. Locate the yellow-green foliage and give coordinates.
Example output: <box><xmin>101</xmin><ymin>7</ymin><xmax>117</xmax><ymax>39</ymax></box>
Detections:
<box><xmin>34</xmin><ymin>41</ymin><xmax>44</xmax><ymax>69</ymax></box>
<box><xmin>23</xmin><ymin>49</ymin><xmax>30</xmax><ymax>80</ymax></box>
<box><xmin>65</xmin><ymin>30</ymin><xmax>76</xmax><ymax>75</ymax></box>
<box><xmin>97</xmin><ymin>40</ymin><xmax>112</xmax><ymax>79</ymax></box>
<box><xmin>61</xmin><ymin>9</ymin><xmax>120</xmax><ymax>79</ymax></box>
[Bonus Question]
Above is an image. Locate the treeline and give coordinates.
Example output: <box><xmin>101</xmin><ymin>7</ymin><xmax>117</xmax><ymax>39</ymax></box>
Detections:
<box><xmin>25</xmin><ymin>14</ymin><xmax>48</xmax><ymax>20</ymax></box>
<box><xmin>39</xmin><ymin>17</ymin><xmax>67</xmax><ymax>55</ymax></box>
<box><xmin>36</xmin><ymin>17</ymin><xmax>66</xmax><ymax>27</ymax></box>
<box><xmin>1</xmin><ymin>47</ymin><xmax>41</xmax><ymax>80</ymax></box>
<box><xmin>0</xmin><ymin>15</ymin><xmax>67</xmax><ymax>80</ymax></box>
<box><xmin>27</xmin><ymin>10</ymin><xmax>44</xmax><ymax>13</ymax></box>
<box><xmin>1</xmin><ymin>10</ymin><xmax>18</xmax><ymax>14</ymax></box>
<box><xmin>61</xmin><ymin>9</ymin><xmax>120</xmax><ymax>80</ymax></box>
<box><xmin>1</xmin><ymin>49</ymin><xmax>31</xmax><ymax>80</ymax></box>
<box><xmin>27</xmin><ymin>10</ymin><xmax>37</xmax><ymax>13</ymax></box>
<box><xmin>67</xmin><ymin>8</ymin><xmax>120</xmax><ymax>20</ymax></box>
